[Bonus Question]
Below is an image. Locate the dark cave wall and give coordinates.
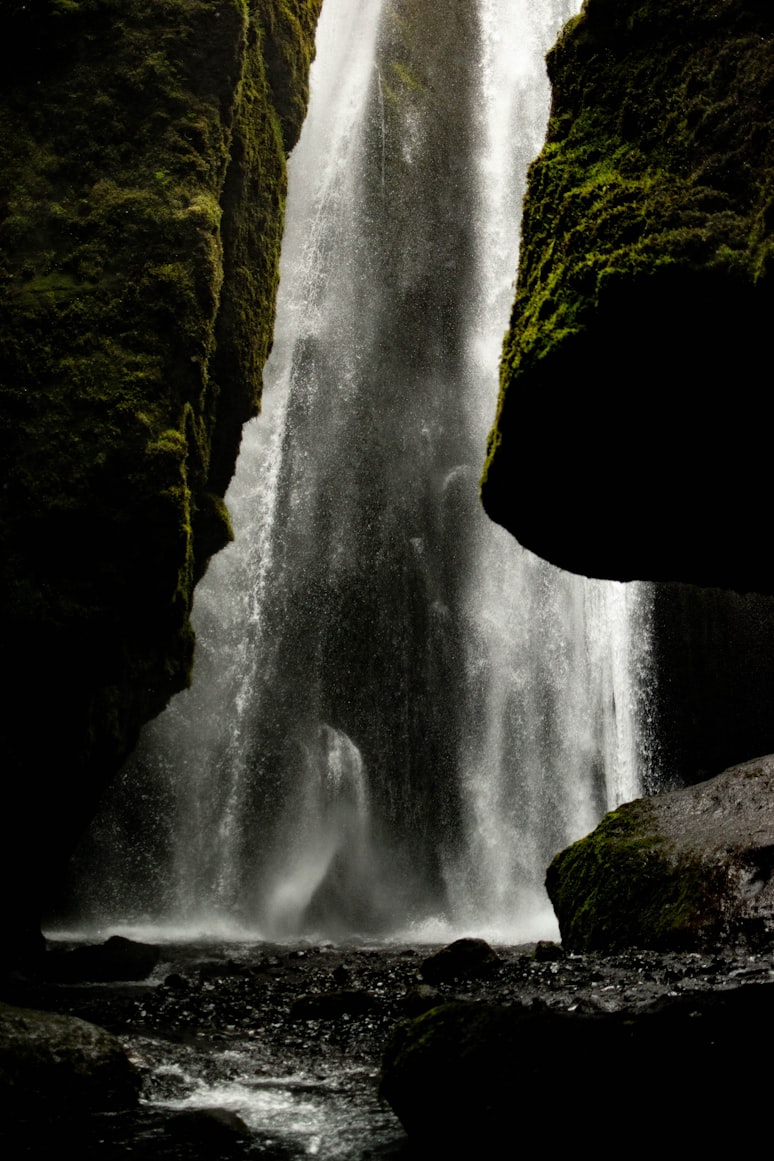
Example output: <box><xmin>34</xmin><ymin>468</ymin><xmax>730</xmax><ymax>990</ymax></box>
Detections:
<box><xmin>0</xmin><ymin>0</ymin><xmax>322</xmax><ymax>959</ymax></box>
<box><xmin>651</xmin><ymin>582</ymin><xmax>774</xmax><ymax>786</ymax></box>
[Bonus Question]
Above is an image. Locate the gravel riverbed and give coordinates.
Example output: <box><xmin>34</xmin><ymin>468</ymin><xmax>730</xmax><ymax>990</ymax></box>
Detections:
<box><xmin>8</xmin><ymin>938</ymin><xmax>774</xmax><ymax>1158</ymax></box>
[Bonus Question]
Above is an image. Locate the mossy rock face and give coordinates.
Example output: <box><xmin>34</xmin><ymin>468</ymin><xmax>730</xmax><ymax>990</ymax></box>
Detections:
<box><xmin>482</xmin><ymin>0</ymin><xmax>774</xmax><ymax>592</ymax></box>
<box><xmin>546</xmin><ymin>754</ymin><xmax>774</xmax><ymax>951</ymax></box>
<box><xmin>0</xmin><ymin>0</ymin><xmax>321</xmax><ymax>956</ymax></box>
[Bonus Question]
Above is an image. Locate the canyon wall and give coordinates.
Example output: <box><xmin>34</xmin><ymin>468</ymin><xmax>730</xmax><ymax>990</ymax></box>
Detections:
<box><xmin>0</xmin><ymin>0</ymin><xmax>322</xmax><ymax>961</ymax></box>
<box><xmin>482</xmin><ymin>0</ymin><xmax>774</xmax><ymax>787</ymax></box>
<box><xmin>482</xmin><ymin>0</ymin><xmax>774</xmax><ymax>593</ymax></box>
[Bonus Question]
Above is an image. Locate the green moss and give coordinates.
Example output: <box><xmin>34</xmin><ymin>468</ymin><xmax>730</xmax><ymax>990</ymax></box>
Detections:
<box><xmin>481</xmin><ymin>0</ymin><xmax>774</xmax><ymax>583</ymax></box>
<box><xmin>0</xmin><ymin>0</ymin><xmax>323</xmax><ymax>920</ymax></box>
<box><xmin>546</xmin><ymin>800</ymin><xmax>722</xmax><ymax>951</ymax></box>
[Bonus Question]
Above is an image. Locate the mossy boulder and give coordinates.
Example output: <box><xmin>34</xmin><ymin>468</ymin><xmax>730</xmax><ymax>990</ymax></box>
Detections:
<box><xmin>481</xmin><ymin>0</ymin><xmax>774</xmax><ymax>592</ymax></box>
<box><xmin>547</xmin><ymin>754</ymin><xmax>774</xmax><ymax>951</ymax></box>
<box><xmin>380</xmin><ymin>986</ymin><xmax>774</xmax><ymax>1149</ymax></box>
<box><xmin>0</xmin><ymin>0</ymin><xmax>321</xmax><ymax>962</ymax></box>
<box><xmin>0</xmin><ymin>1000</ymin><xmax>140</xmax><ymax>1112</ymax></box>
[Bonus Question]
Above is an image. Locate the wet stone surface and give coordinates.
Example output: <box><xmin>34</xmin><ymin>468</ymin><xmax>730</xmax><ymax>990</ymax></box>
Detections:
<box><xmin>8</xmin><ymin>938</ymin><xmax>774</xmax><ymax>1157</ymax></box>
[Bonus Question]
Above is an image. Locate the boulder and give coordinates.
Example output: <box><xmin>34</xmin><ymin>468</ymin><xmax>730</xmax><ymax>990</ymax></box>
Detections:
<box><xmin>546</xmin><ymin>754</ymin><xmax>774</xmax><ymax>951</ymax></box>
<box><xmin>46</xmin><ymin>935</ymin><xmax>160</xmax><ymax>982</ymax></box>
<box><xmin>168</xmin><ymin>1107</ymin><xmax>250</xmax><ymax>1147</ymax></box>
<box><xmin>0</xmin><ymin>1001</ymin><xmax>140</xmax><ymax>1113</ymax></box>
<box><xmin>419</xmin><ymin>938</ymin><xmax>500</xmax><ymax>985</ymax></box>
<box><xmin>533</xmin><ymin>940</ymin><xmax>563</xmax><ymax>963</ymax></box>
<box><xmin>380</xmin><ymin>985</ymin><xmax>774</xmax><ymax>1149</ymax></box>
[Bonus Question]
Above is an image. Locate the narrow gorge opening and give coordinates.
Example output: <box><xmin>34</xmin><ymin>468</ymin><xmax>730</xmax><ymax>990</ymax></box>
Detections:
<box><xmin>59</xmin><ymin>0</ymin><xmax>656</xmax><ymax>946</ymax></box>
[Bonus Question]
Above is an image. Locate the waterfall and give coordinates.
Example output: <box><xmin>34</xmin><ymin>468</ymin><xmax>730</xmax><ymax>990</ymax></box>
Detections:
<box><xmin>67</xmin><ymin>0</ymin><xmax>654</xmax><ymax>944</ymax></box>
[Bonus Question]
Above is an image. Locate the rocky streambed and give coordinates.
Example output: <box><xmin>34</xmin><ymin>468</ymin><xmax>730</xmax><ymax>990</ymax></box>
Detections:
<box><xmin>4</xmin><ymin>936</ymin><xmax>774</xmax><ymax>1157</ymax></box>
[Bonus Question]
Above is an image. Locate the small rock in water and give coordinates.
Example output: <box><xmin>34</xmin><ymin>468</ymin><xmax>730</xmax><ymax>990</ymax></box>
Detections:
<box><xmin>168</xmin><ymin>1106</ymin><xmax>250</xmax><ymax>1144</ymax></box>
<box><xmin>163</xmin><ymin>972</ymin><xmax>189</xmax><ymax>991</ymax></box>
<box><xmin>534</xmin><ymin>940</ymin><xmax>564</xmax><ymax>963</ymax></box>
<box><xmin>0</xmin><ymin>1001</ymin><xmax>141</xmax><ymax>1112</ymax></box>
<box><xmin>420</xmin><ymin>938</ymin><xmax>500</xmax><ymax>985</ymax></box>
<box><xmin>380</xmin><ymin>984</ymin><xmax>774</xmax><ymax>1149</ymax></box>
<box><xmin>332</xmin><ymin>962</ymin><xmax>351</xmax><ymax>986</ymax></box>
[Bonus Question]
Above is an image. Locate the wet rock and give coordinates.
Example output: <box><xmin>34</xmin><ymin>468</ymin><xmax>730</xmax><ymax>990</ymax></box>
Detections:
<box><xmin>331</xmin><ymin>963</ymin><xmax>351</xmax><ymax>986</ymax></box>
<box><xmin>419</xmin><ymin>938</ymin><xmax>500</xmax><ymax>984</ymax></box>
<box><xmin>400</xmin><ymin>985</ymin><xmax>442</xmax><ymax>1018</ymax></box>
<box><xmin>534</xmin><ymin>940</ymin><xmax>563</xmax><ymax>962</ymax></box>
<box><xmin>548</xmin><ymin>755</ymin><xmax>774</xmax><ymax>952</ymax></box>
<box><xmin>46</xmin><ymin>935</ymin><xmax>160</xmax><ymax>982</ymax></box>
<box><xmin>0</xmin><ymin>1000</ymin><xmax>140</xmax><ymax>1113</ymax></box>
<box><xmin>164</xmin><ymin>972</ymin><xmax>190</xmax><ymax>991</ymax></box>
<box><xmin>380</xmin><ymin>984</ymin><xmax>774</xmax><ymax>1149</ymax></box>
<box><xmin>12</xmin><ymin>940</ymin><xmax>774</xmax><ymax>1155</ymax></box>
<box><xmin>169</xmin><ymin>1106</ymin><xmax>250</xmax><ymax>1144</ymax></box>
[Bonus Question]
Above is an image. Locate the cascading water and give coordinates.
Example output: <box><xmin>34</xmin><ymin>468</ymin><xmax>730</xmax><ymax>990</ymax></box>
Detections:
<box><xmin>68</xmin><ymin>0</ymin><xmax>655</xmax><ymax>944</ymax></box>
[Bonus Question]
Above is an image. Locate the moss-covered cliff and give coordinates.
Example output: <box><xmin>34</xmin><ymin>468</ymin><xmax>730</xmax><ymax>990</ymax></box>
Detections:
<box><xmin>481</xmin><ymin>0</ymin><xmax>774</xmax><ymax>592</ymax></box>
<box><xmin>0</xmin><ymin>0</ymin><xmax>321</xmax><ymax>961</ymax></box>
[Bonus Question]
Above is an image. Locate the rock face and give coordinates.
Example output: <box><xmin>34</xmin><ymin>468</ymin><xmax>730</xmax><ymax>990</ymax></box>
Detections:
<box><xmin>650</xmin><ymin>582</ymin><xmax>774</xmax><ymax>786</ymax></box>
<box><xmin>481</xmin><ymin>0</ymin><xmax>774</xmax><ymax>592</ymax></box>
<box><xmin>0</xmin><ymin>0</ymin><xmax>321</xmax><ymax>962</ymax></box>
<box><xmin>546</xmin><ymin>754</ymin><xmax>774</xmax><ymax>951</ymax></box>
<box><xmin>0</xmin><ymin>1001</ymin><xmax>140</xmax><ymax>1113</ymax></box>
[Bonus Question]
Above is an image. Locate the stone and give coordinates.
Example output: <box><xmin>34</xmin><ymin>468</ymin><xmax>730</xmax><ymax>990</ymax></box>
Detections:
<box><xmin>380</xmin><ymin>984</ymin><xmax>774</xmax><ymax>1149</ymax></box>
<box><xmin>47</xmin><ymin>935</ymin><xmax>160</xmax><ymax>983</ymax></box>
<box><xmin>547</xmin><ymin>753</ymin><xmax>774</xmax><ymax>952</ymax></box>
<box><xmin>168</xmin><ymin>1107</ymin><xmax>250</xmax><ymax>1146</ymax></box>
<box><xmin>419</xmin><ymin>938</ymin><xmax>500</xmax><ymax>985</ymax></box>
<box><xmin>533</xmin><ymin>940</ymin><xmax>563</xmax><ymax>963</ymax></box>
<box><xmin>0</xmin><ymin>1001</ymin><xmax>140</xmax><ymax>1113</ymax></box>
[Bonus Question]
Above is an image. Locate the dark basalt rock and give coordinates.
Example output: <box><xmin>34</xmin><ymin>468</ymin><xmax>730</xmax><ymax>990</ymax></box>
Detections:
<box><xmin>419</xmin><ymin>938</ymin><xmax>500</xmax><ymax>985</ymax></box>
<box><xmin>0</xmin><ymin>1000</ymin><xmax>140</xmax><ymax>1113</ymax></box>
<box><xmin>547</xmin><ymin>754</ymin><xmax>774</xmax><ymax>952</ymax></box>
<box><xmin>46</xmin><ymin>935</ymin><xmax>160</xmax><ymax>982</ymax></box>
<box><xmin>482</xmin><ymin>0</ymin><xmax>774</xmax><ymax>594</ymax></box>
<box><xmin>168</xmin><ymin>1107</ymin><xmax>250</xmax><ymax>1146</ymax></box>
<box><xmin>533</xmin><ymin>940</ymin><xmax>563</xmax><ymax>962</ymax></box>
<box><xmin>380</xmin><ymin>984</ymin><xmax>774</xmax><ymax>1149</ymax></box>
